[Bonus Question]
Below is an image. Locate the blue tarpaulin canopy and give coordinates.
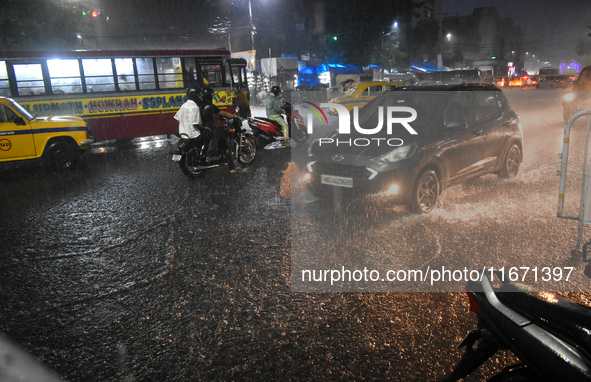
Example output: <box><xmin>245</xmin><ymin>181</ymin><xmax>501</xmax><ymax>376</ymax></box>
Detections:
<box><xmin>410</xmin><ymin>60</ymin><xmax>438</xmax><ymax>72</ymax></box>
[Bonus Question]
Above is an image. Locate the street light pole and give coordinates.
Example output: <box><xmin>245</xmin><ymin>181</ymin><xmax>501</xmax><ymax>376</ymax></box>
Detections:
<box><xmin>248</xmin><ymin>0</ymin><xmax>255</xmax><ymax>51</ymax></box>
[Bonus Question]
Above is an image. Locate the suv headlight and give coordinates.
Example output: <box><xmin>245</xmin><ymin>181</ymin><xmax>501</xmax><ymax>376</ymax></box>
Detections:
<box><xmin>370</xmin><ymin>144</ymin><xmax>415</xmax><ymax>165</ymax></box>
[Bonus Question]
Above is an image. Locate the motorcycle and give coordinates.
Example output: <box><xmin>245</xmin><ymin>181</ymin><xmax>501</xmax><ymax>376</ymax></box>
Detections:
<box><xmin>172</xmin><ymin>117</ymin><xmax>256</xmax><ymax>178</ymax></box>
<box><xmin>442</xmin><ymin>271</ymin><xmax>591</xmax><ymax>381</ymax></box>
<box><xmin>248</xmin><ymin>100</ymin><xmax>309</xmax><ymax>146</ymax></box>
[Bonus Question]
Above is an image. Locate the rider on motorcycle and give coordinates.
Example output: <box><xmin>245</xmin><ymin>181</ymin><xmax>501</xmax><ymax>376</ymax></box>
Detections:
<box><xmin>174</xmin><ymin>87</ymin><xmax>212</xmax><ymax>153</ymax></box>
<box><xmin>266</xmin><ymin>85</ymin><xmax>290</xmax><ymax>147</ymax></box>
<box><xmin>200</xmin><ymin>87</ymin><xmax>243</xmax><ymax>173</ymax></box>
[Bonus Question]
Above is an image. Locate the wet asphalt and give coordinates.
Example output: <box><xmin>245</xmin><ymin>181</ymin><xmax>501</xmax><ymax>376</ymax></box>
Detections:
<box><xmin>1</xmin><ymin>93</ymin><xmax>590</xmax><ymax>381</ymax></box>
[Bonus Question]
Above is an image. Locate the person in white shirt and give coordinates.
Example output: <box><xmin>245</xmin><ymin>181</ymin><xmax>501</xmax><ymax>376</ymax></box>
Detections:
<box><xmin>174</xmin><ymin>87</ymin><xmax>213</xmax><ymax>152</ymax></box>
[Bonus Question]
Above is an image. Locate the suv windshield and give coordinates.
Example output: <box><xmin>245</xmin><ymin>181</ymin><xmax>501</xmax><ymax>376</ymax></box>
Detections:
<box><xmin>356</xmin><ymin>91</ymin><xmax>450</xmax><ymax>134</ymax></box>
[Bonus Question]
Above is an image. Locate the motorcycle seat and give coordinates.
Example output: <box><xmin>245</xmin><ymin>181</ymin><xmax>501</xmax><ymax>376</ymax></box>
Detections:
<box><xmin>253</xmin><ymin>117</ymin><xmax>284</xmax><ymax>127</ymax></box>
<box><xmin>498</xmin><ymin>283</ymin><xmax>591</xmax><ymax>354</ymax></box>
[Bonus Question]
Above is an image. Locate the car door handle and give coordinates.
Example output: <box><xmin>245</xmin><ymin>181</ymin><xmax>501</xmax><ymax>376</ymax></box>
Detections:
<box><xmin>472</xmin><ymin>128</ymin><xmax>484</xmax><ymax>136</ymax></box>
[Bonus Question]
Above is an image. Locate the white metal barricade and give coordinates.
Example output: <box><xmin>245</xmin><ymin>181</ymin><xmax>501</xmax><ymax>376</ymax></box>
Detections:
<box><xmin>557</xmin><ymin>109</ymin><xmax>591</xmax><ymax>253</ymax></box>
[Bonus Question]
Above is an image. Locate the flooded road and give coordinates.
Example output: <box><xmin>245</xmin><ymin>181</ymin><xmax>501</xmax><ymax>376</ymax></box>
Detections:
<box><xmin>1</xmin><ymin>91</ymin><xmax>590</xmax><ymax>381</ymax></box>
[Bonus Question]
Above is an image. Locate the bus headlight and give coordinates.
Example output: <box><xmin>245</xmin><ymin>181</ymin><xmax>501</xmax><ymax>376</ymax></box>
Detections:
<box><xmin>564</xmin><ymin>93</ymin><xmax>575</xmax><ymax>102</ymax></box>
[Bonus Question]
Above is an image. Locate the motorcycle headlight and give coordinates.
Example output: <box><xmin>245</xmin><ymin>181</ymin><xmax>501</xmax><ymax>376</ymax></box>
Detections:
<box><xmin>564</xmin><ymin>93</ymin><xmax>575</xmax><ymax>102</ymax></box>
<box><xmin>370</xmin><ymin>144</ymin><xmax>415</xmax><ymax>165</ymax></box>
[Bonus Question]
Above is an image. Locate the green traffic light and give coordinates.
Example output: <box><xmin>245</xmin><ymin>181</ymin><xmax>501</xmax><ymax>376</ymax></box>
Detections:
<box><xmin>333</xmin><ymin>35</ymin><xmax>338</xmax><ymax>41</ymax></box>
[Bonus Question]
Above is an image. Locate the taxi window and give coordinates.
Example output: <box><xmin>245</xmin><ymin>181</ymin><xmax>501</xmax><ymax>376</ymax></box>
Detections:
<box><xmin>14</xmin><ymin>63</ymin><xmax>46</xmax><ymax>96</ymax></box>
<box><xmin>0</xmin><ymin>105</ymin><xmax>7</xmax><ymax>123</ymax></box>
<box><xmin>0</xmin><ymin>61</ymin><xmax>9</xmax><ymax>96</ymax></box>
<box><xmin>0</xmin><ymin>105</ymin><xmax>18</xmax><ymax>124</ymax></box>
<box><xmin>361</xmin><ymin>85</ymin><xmax>384</xmax><ymax>96</ymax></box>
<box><xmin>370</xmin><ymin>85</ymin><xmax>383</xmax><ymax>94</ymax></box>
<box><xmin>361</xmin><ymin>85</ymin><xmax>383</xmax><ymax>96</ymax></box>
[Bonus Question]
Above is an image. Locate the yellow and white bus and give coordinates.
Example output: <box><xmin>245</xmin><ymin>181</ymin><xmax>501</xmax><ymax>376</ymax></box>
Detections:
<box><xmin>0</xmin><ymin>49</ymin><xmax>250</xmax><ymax>141</ymax></box>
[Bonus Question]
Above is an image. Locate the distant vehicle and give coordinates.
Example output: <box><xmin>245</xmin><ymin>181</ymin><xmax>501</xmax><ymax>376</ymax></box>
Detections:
<box><xmin>537</xmin><ymin>75</ymin><xmax>575</xmax><ymax>89</ymax></box>
<box><xmin>306</xmin><ymin>84</ymin><xmax>523</xmax><ymax>213</ymax></box>
<box><xmin>493</xmin><ymin>77</ymin><xmax>508</xmax><ymax>88</ymax></box>
<box><xmin>327</xmin><ymin>81</ymin><xmax>400</xmax><ymax>114</ymax></box>
<box><xmin>417</xmin><ymin>69</ymin><xmax>483</xmax><ymax>86</ymax></box>
<box><xmin>0</xmin><ymin>96</ymin><xmax>93</xmax><ymax>169</ymax></box>
<box><xmin>562</xmin><ymin>65</ymin><xmax>591</xmax><ymax>122</ymax></box>
<box><xmin>382</xmin><ymin>73</ymin><xmax>419</xmax><ymax>86</ymax></box>
<box><xmin>508</xmin><ymin>76</ymin><xmax>524</xmax><ymax>87</ymax></box>
<box><xmin>538</xmin><ymin>67</ymin><xmax>560</xmax><ymax>78</ymax></box>
<box><xmin>528</xmin><ymin>74</ymin><xmax>539</xmax><ymax>87</ymax></box>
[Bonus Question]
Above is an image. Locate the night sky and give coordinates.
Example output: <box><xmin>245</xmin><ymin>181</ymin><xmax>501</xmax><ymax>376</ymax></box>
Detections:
<box><xmin>443</xmin><ymin>0</ymin><xmax>591</xmax><ymax>62</ymax></box>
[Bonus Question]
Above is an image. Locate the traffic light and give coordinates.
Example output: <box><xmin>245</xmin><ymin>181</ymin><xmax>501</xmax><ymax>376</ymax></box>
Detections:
<box><xmin>82</xmin><ymin>9</ymin><xmax>101</xmax><ymax>18</ymax></box>
<box><xmin>332</xmin><ymin>35</ymin><xmax>338</xmax><ymax>41</ymax></box>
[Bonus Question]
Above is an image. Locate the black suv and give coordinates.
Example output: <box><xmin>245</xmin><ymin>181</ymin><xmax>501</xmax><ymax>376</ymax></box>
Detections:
<box><xmin>306</xmin><ymin>84</ymin><xmax>523</xmax><ymax>213</ymax></box>
<box><xmin>562</xmin><ymin>65</ymin><xmax>591</xmax><ymax>122</ymax></box>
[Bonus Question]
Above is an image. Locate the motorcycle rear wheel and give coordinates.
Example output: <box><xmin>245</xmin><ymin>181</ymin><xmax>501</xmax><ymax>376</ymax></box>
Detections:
<box><xmin>179</xmin><ymin>148</ymin><xmax>204</xmax><ymax>178</ymax></box>
<box><xmin>238</xmin><ymin>136</ymin><xmax>257</xmax><ymax>164</ymax></box>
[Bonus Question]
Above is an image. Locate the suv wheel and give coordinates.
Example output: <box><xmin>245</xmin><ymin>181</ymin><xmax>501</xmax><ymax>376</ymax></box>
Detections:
<box><xmin>498</xmin><ymin>144</ymin><xmax>521</xmax><ymax>179</ymax></box>
<box><xmin>410</xmin><ymin>169</ymin><xmax>440</xmax><ymax>213</ymax></box>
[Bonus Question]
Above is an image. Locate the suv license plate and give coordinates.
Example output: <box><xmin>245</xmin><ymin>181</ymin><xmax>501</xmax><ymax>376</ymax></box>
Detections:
<box><xmin>321</xmin><ymin>174</ymin><xmax>353</xmax><ymax>188</ymax></box>
<box><xmin>172</xmin><ymin>155</ymin><xmax>182</xmax><ymax>162</ymax></box>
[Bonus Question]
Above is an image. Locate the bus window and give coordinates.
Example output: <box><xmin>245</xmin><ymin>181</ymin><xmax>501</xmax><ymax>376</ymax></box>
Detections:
<box><xmin>228</xmin><ymin>61</ymin><xmax>242</xmax><ymax>87</ymax></box>
<box><xmin>47</xmin><ymin>59</ymin><xmax>83</xmax><ymax>94</ymax></box>
<box><xmin>115</xmin><ymin>58</ymin><xmax>136</xmax><ymax>91</ymax></box>
<box><xmin>182</xmin><ymin>57</ymin><xmax>199</xmax><ymax>88</ymax></box>
<box><xmin>14</xmin><ymin>63</ymin><xmax>45</xmax><ymax>96</ymax></box>
<box><xmin>0</xmin><ymin>61</ymin><xmax>9</xmax><ymax>96</ymax></box>
<box><xmin>136</xmin><ymin>58</ymin><xmax>156</xmax><ymax>90</ymax></box>
<box><xmin>156</xmin><ymin>57</ymin><xmax>182</xmax><ymax>89</ymax></box>
<box><xmin>82</xmin><ymin>59</ymin><xmax>115</xmax><ymax>92</ymax></box>
<box><xmin>201</xmin><ymin>64</ymin><xmax>225</xmax><ymax>87</ymax></box>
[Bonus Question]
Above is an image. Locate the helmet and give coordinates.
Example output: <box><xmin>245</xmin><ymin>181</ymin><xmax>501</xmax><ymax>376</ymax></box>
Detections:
<box><xmin>270</xmin><ymin>85</ymin><xmax>281</xmax><ymax>96</ymax></box>
<box><xmin>200</xmin><ymin>86</ymin><xmax>215</xmax><ymax>104</ymax></box>
<box><xmin>186</xmin><ymin>87</ymin><xmax>200</xmax><ymax>102</ymax></box>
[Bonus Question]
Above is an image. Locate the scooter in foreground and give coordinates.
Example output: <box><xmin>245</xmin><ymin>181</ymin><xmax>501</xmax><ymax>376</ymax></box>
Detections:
<box><xmin>172</xmin><ymin>117</ymin><xmax>256</xmax><ymax>178</ymax></box>
<box><xmin>442</xmin><ymin>272</ymin><xmax>591</xmax><ymax>381</ymax></box>
<box><xmin>248</xmin><ymin>101</ymin><xmax>309</xmax><ymax>146</ymax></box>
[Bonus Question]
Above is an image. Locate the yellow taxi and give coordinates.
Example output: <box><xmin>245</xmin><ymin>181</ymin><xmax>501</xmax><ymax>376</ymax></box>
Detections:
<box><xmin>328</xmin><ymin>81</ymin><xmax>400</xmax><ymax>114</ymax></box>
<box><xmin>0</xmin><ymin>97</ymin><xmax>93</xmax><ymax>169</ymax></box>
